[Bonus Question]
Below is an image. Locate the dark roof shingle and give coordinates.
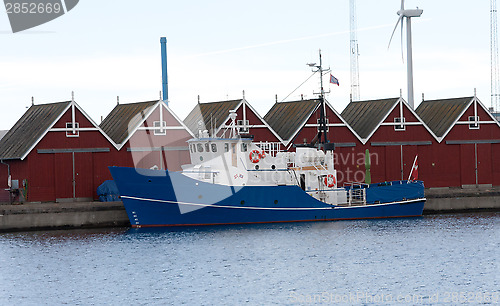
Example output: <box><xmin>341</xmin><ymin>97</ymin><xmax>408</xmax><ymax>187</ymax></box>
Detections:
<box><xmin>183</xmin><ymin>100</ymin><xmax>242</xmax><ymax>135</ymax></box>
<box><xmin>415</xmin><ymin>97</ymin><xmax>473</xmax><ymax>137</ymax></box>
<box><xmin>341</xmin><ymin>98</ymin><xmax>399</xmax><ymax>139</ymax></box>
<box><xmin>100</xmin><ymin>101</ymin><xmax>157</xmax><ymax>144</ymax></box>
<box><xmin>0</xmin><ymin>101</ymin><xmax>70</xmax><ymax>160</ymax></box>
<box><xmin>264</xmin><ymin>99</ymin><xmax>320</xmax><ymax>141</ymax></box>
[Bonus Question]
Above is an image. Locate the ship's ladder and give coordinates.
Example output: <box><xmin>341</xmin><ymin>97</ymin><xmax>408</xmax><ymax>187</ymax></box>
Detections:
<box><xmin>348</xmin><ymin>187</ymin><xmax>366</xmax><ymax>206</ymax></box>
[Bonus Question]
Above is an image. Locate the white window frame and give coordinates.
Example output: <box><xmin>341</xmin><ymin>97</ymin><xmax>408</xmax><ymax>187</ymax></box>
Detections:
<box><xmin>468</xmin><ymin>116</ymin><xmax>479</xmax><ymax>129</ymax></box>
<box><xmin>153</xmin><ymin>120</ymin><xmax>167</xmax><ymax>135</ymax></box>
<box><xmin>394</xmin><ymin>117</ymin><xmax>405</xmax><ymax>131</ymax></box>
<box><xmin>66</xmin><ymin>122</ymin><xmax>79</xmax><ymax>137</ymax></box>
<box><xmin>237</xmin><ymin>119</ymin><xmax>249</xmax><ymax>134</ymax></box>
<box><xmin>316</xmin><ymin>118</ymin><xmax>329</xmax><ymax>132</ymax></box>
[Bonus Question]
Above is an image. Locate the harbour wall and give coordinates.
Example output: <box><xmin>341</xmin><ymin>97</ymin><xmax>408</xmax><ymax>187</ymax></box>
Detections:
<box><xmin>1</xmin><ymin>187</ymin><xmax>499</xmax><ymax>232</ymax></box>
<box><xmin>423</xmin><ymin>185</ymin><xmax>500</xmax><ymax>214</ymax></box>
<box><xmin>0</xmin><ymin>201</ymin><xmax>129</xmax><ymax>232</ymax></box>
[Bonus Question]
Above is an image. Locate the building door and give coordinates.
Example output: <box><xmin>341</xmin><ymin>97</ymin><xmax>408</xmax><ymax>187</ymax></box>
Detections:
<box><xmin>477</xmin><ymin>143</ymin><xmax>492</xmax><ymax>185</ymax></box>
<box><xmin>460</xmin><ymin>144</ymin><xmax>476</xmax><ymax>186</ymax></box>
<box><xmin>55</xmin><ymin>153</ymin><xmax>73</xmax><ymax>200</ymax></box>
<box><xmin>75</xmin><ymin>152</ymin><xmax>94</xmax><ymax>199</ymax></box>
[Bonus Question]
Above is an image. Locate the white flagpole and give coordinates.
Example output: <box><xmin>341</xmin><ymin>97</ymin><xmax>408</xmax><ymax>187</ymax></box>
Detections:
<box><xmin>407</xmin><ymin>155</ymin><xmax>418</xmax><ymax>181</ymax></box>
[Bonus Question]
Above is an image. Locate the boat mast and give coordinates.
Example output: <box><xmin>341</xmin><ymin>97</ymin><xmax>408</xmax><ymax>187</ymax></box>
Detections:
<box><xmin>308</xmin><ymin>49</ymin><xmax>331</xmax><ymax>148</ymax></box>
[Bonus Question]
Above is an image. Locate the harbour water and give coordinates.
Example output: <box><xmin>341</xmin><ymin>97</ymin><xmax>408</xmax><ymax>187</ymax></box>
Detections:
<box><xmin>0</xmin><ymin>212</ymin><xmax>498</xmax><ymax>305</ymax></box>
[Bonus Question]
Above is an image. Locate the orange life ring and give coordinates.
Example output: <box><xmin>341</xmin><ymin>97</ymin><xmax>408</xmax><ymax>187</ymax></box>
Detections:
<box><xmin>324</xmin><ymin>174</ymin><xmax>336</xmax><ymax>187</ymax></box>
<box><xmin>249</xmin><ymin>150</ymin><xmax>260</xmax><ymax>163</ymax></box>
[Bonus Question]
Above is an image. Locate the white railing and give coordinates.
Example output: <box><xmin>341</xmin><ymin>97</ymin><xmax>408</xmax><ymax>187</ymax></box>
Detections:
<box><xmin>256</xmin><ymin>141</ymin><xmax>284</xmax><ymax>157</ymax></box>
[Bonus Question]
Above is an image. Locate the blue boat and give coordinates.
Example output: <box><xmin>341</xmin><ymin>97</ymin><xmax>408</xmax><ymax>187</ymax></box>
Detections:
<box><xmin>110</xmin><ymin>165</ymin><xmax>425</xmax><ymax>227</ymax></box>
<box><xmin>109</xmin><ymin>52</ymin><xmax>425</xmax><ymax>227</ymax></box>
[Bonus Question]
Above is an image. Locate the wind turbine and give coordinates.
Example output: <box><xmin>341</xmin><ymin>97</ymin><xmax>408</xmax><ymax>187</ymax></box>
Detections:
<box><xmin>388</xmin><ymin>0</ymin><xmax>423</xmax><ymax>109</ymax></box>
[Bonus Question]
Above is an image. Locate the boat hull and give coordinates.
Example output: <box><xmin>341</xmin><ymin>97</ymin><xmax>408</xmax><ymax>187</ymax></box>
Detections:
<box><xmin>109</xmin><ymin>167</ymin><xmax>425</xmax><ymax>227</ymax></box>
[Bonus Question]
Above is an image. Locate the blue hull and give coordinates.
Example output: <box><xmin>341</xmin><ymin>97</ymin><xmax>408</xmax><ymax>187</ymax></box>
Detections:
<box><xmin>109</xmin><ymin>167</ymin><xmax>426</xmax><ymax>227</ymax></box>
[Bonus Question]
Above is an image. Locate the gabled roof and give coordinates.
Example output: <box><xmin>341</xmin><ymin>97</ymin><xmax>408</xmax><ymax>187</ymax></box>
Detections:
<box><xmin>100</xmin><ymin>101</ymin><xmax>157</xmax><ymax>145</ymax></box>
<box><xmin>415</xmin><ymin>97</ymin><xmax>473</xmax><ymax>138</ymax></box>
<box><xmin>341</xmin><ymin>98</ymin><xmax>400</xmax><ymax>139</ymax></box>
<box><xmin>183</xmin><ymin>100</ymin><xmax>242</xmax><ymax>135</ymax></box>
<box><xmin>0</xmin><ymin>101</ymin><xmax>70</xmax><ymax>160</ymax></box>
<box><xmin>264</xmin><ymin>99</ymin><xmax>320</xmax><ymax>141</ymax></box>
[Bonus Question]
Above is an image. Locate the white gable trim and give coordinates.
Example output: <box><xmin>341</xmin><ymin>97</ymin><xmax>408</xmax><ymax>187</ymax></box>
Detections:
<box><xmin>360</xmin><ymin>97</ymin><xmax>440</xmax><ymax>144</ymax></box>
<box><xmin>21</xmin><ymin>101</ymin><xmax>120</xmax><ymax>160</ymax></box>
<box><xmin>436</xmin><ymin>97</ymin><xmax>475</xmax><ymax>142</ymax></box>
<box><xmin>240</xmin><ymin>99</ymin><xmax>285</xmax><ymax>144</ymax></box>
<box><xmin>115</xmin><ymin>101</ymin><xmax>158</xmax><ymax>150</ymax></box>
<box><xmin>116</xmin><ymin>100</ymin><xmax>195</xmax><ymax>151</ymax></box>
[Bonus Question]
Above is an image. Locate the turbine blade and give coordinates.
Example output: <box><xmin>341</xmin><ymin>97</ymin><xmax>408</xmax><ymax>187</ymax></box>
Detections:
<box><xmin>388</xmin><ymin>16</ymin><xmax>403</xmax><ymax>49</ymax></box>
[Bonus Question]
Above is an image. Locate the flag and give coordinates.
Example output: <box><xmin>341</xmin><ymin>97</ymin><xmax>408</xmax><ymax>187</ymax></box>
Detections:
<box><xmin>408</xmin><ymin>155</ymin><xmax>418</xmax><ymax>181</ymax></box>
<box><xmin>330</xmin><ymin>74</ymin><xmax>339</xmax><ymax>86</ymax></box>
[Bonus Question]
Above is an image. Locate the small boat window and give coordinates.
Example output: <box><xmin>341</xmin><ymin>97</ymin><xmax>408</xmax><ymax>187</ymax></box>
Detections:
<box><xmin>205</xmin><ymin>143</ymin><xmax>210</xmax><ymax>152</ymax></box>
<box><xmin>224</xmin><ymin>143</ymin><xmax>229</xmax><ymax>152</ymax></box>
<box><xmin>190</xmin><ymin>144</ymin><xmax>194</xmax><ymax>153</ymax></box>
<box><xmin>211</xmin><ymin>143</ymin><xmax>217</xmax><ymax>152</ymax></box>
<box><xmin>241</xmin><ymin>143</ymin><xmax>248</xmax><ymax>152</ymax></box>
<box><xmin>197</xmin><ymin>143</ymin><xmax>203</xmax><ymax>152</ymax></box>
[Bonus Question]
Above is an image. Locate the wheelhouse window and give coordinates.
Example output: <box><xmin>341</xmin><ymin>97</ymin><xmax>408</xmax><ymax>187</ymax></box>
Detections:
<box><xmin>66</xmin><ymin>122</ymin><xmax>79</xmax><ymax>137</ymax></box>
<box><xmin>153</xmin><ymin>121</ymin><xmax>167</xmax><ymax>135</ymax></box>
<box><xmin>241</xmin><ymin>143</ymin><xmax>248</xmax><ymax>152</ymax></box>
<box><xmin>394</xmin><ymin>117</ymin><xmax>405</xmax><ymax>131</ymax></box>
<box><xmin>468</xmin><ymin>116</ymin><xmax>479</xmax><ymax>129</ymax></box>
<box><xmin>224</xmin><ymin>143</ymin><xmax>229</xmax><ymax>152</ymax></box>
<box><xmin>211</xmin><ymin>143</ymin><xmax>217</xmax><ymax>153</ymax></box>
<box><xmin>197</xmin><ymin>143</ymin><xmax>203</xmax><ymax>152</ymax></box>
<box><xmin>205</xmin><ymin>143</ymin><xmax>210</xmax><ymax>152</ymax></box>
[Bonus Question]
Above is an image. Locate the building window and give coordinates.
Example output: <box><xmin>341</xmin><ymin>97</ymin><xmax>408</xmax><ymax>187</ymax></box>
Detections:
<box><xmin>154</xmin><ymin>121</ymin><xmax>166</xmax><ymax>135</ymax></box>
<box><xmin>316</xmin><ymin>118</ymin><xmax>329</xmax><ymax>132</ymax></box>
<box><xmin>66</xmin><ymin>122</ymin><xmax>79</xmax><ymax>137</ymax></box>
<box><xmin>237</xmin><ymin>120</ymin><xmax>249</xmax><ymax>134</ymax></box>
<box><xmin>394</xmin><ymin>117</ymin><xmax>405</xmax><ymax>131</ymax></box>
<box><xmin>468</xmin><ymin>116</ymin><xmax>479</xmax><ymax>129</ymax></box>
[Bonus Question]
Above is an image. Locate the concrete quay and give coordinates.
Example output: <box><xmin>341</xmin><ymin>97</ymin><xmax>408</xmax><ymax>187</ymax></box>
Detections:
<box><xmin>423</xmin><ymin>185</ymin><xmax>500</xmax><ymax>214</ymax></box>
<box><xmin>0</xmin><ymin>201</ymin><xmax>129</xmax><ymax>232</ymax></box>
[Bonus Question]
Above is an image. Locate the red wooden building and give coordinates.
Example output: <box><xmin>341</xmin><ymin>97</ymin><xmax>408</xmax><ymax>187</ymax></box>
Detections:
<box><xmin>416</xmin><ymin>96</ymin><xmax>500</xmax><ymax>187</ymax></box>
<box><xmin>0</xmin><ymin>98</ymin><xmax>118</xmax><ymax>202</ymax></box>
<box><xmin>341</xmin><ymin>97</ymin><xmax>438</xmax><ymax>185</ymax></box>
<box><xmin>100</xmin><ymin>100</ymin><xmax>194</xmax><ymax>172</ymax></box>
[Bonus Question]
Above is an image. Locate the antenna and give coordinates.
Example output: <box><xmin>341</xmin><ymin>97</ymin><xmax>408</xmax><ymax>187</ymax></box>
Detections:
<box><xmin>350</xmin><ymin>0</ymin><xmax>360</xmax><ymax>101</ymax></box>
<box><xmin>491</xmin><ymin>0</ymin><xmax>500</xmax><ymax>111</ymax></box>
<box><xmin>388</xmin><ymin>0</ymin><xmax>423</xmax><ymax>109</ymax></box>
<box><xmin>308</xmin><ymin>50</ymin><xmax>330</xmax><ymax>146</ymax></box>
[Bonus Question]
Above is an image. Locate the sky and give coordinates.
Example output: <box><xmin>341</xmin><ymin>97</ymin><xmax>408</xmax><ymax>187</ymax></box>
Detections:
<box><xmin>0</xmin><ymin>0</ymin><xmax>493</xmax><ymax>130</ymax></box>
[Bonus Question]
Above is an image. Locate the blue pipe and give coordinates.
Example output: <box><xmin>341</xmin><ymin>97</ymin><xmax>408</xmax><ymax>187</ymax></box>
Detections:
<box><xmin>160</xmin><ymin>37</ymin><xmax>168</xmax><ymax>103</ymax></box>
